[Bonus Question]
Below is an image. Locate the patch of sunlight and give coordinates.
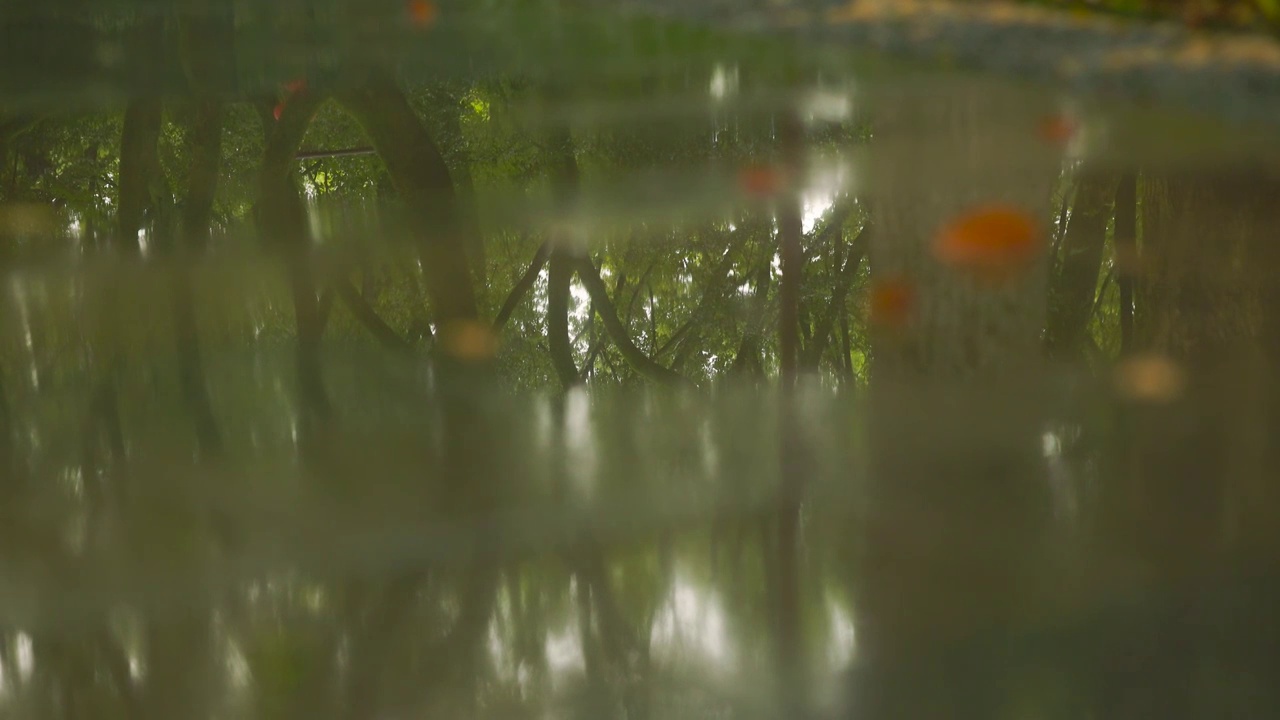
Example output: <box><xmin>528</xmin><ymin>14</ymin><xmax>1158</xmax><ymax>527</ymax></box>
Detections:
<box><xmin>801</xmin><ymin>161</ymin><xmax>853</xmax><ymax>234</ymax></box>
<box><xmin>11</xmin><ymin>278</ymin><xmax>37</xmax><ymax>390</ymax></box>
<box><xmin>826</xmin><ymin>599</ymin><xmax>857</xmax><ymax>670</ymax></box>
<box><xmin>533</xmin><ymin>396</ymin><xmax>553</xmax><ymax>452</ymax></box>
<box><xmin>650</xmin><ymin>571</ymin><xmax>733</xmax><ymax>675</ymax></box>
<box><xmin>487</xmin><ymin>618</ymin><xmax>511</xmax><ymax>680</ymax></box>
<box><xmin>545</xmin><ymin>578</ymin><xmax>585</xmax><ymax>686</ymax></box>
<box><xmin>1041</xmin><ymin>431</ymin><xmax>1061</xmax><ymax>458</ymax></box>
<box><xmin>466</xmin><ymin>91</ymin><xmax>490</xmax><ymax>121</ymax></box>
<box><xmin>306</xmin><ymin>198</ymin><xmax>323</xmax><ymax>243</ymax></box>
<box><xmin>532</xmin><ymin>268</ymin><xmax>550</xmax><ymax>315</ymax></box>
<box><xmin>565</xmin><ymin>387</ymin><xmax>596</xmax><ymax>500</ymax></box>
<box><xmin>709</xmin><ymin>63</ymin><xmax>739</xmax><ymax>101</ymax></box>
<box><xmin>801</xmin><ymin>87</ymin><xmax>855</xmax><ymax>125</ymax></box>
<box><xmin>226</xmin><ymin>640</ymin><xmax>251</xmax><ymax>689</ymax></box>
<box><xmin>570</xmin><ymin>279</ymin><xmax>590</xmax><ymax>324</ymax></box>
<box><xmin>137</xmin><ymin>228</ymin><xmax>149</xmax><ymax>258</ymax></box>
<box><xmin>15</xmin><ymin>633</ymin><xmax>32</xmax><ymax>682</ymax></box>
<box><xmin>301</xmin><ymin>586</ymin><xmax>325</xmax><ymax>613</ymax></box>
<box><xmin>699</xmin><ymin>418</ymin><xmax>718</xmax><ymax>476</ymax></box>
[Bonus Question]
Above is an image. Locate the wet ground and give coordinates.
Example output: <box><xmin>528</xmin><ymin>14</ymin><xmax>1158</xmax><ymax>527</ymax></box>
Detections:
<box><xmin>2</xmin><ymin>1</ymin><xmax>1280</xmax><ymax>718</ymax></box>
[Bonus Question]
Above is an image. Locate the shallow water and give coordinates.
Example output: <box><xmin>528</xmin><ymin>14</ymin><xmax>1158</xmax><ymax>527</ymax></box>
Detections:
<box><xmin>2</xmin><ymin>1</ymin><xmax>1280</xmax><ymax>718</ymax></box>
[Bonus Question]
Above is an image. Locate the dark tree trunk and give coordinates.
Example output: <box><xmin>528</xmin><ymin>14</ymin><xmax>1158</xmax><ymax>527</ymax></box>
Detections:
<box><xmin>338</xmin><ymin>69</ymin><xmax>478</xmax><ymax>325</ymax></box>
<box><xmin>257</xmin><ymin>90</ymin><xmax>332</xmax><ymax>431</ymax></box>
<box><xmin>173</xmin><ymin>97</ymin><xmax>224</xmax><ymax>460</ymax></box>
<box><xmin>116</xmin><ymin>98</ymin><xmax>164</xmax><ymax>255</ymax></box>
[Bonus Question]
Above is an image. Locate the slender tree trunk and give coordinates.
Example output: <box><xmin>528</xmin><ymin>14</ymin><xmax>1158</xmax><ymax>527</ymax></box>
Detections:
<box><xmin>493</xmin><ymin>239</ymin><xmax>550</xmax><ymax>331</ymax></box>
<box><xmin>547</xmin><ymin>246</ymin><xmax>581</xmax><ymax>389</ymax></box>
<box><xmin>174</xmin><ymin>97</ymin><xmax>224</xmax><ymax>460</ymax></box>
<box><xmin>257</xmin><ymin>91</ymin><xmax>332</xmax><ymax>434</ymax></box>
<box><xmin>116</xmin><ymin>98</ymin><xmax>164</xmax><ymax>255</ymax></box>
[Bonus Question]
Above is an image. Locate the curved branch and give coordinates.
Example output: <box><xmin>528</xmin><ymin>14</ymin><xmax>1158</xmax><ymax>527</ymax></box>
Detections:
<box><xmin>493</xmin><ymin>238</ymin><xmax>550</xmax><ymax>332</ymax></box>
<box><xmin>335</xmin><ymin>279</ymin><xmax>414</xmax><ymax>354</ymax></box>
<box><xmin>573</xmin><ymin>255</ymin><xmax>688</xmax><ymax>386</ymax></box>
<box><xmin>655</xmin><ymin>231</ymin><xmax>750</xmax><ymax>359</ymax></box>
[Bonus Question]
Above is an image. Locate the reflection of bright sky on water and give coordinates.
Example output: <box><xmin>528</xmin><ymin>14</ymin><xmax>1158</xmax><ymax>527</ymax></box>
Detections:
<box><xmin>650</xmin><ymin>571</ymin><xmax>732</xmax><ymax>673</ymax></box>
<box><xmin>827</xmin><ymin>598</ymin><xmax>857</xmax><ymax>670</ymax></box>
<box><xmin>533</xmin><ymin>571</ymin><xmax>859</xmax><ymax>688</ymax></box>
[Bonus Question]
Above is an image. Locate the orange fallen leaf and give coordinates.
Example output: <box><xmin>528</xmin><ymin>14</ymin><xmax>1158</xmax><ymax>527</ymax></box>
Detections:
<box><xmin>868</xmin><ymin>275</ymin><xmax>915</xmax><ymax>329</ymax></box>
<box><xmin>738</xmin><ymin>164</ymin><xmax>785</xmax><ymax>198</ymax></box>
<box><xmin>440</xmin><ymin>320</ymin><xmax>500</xmax><ymax>362</ymax></box>
<box><xmin>1114</xmin><ymin>354</ymin><xmax>1185</xmax><ymax>404</ymax></box>
<box><xmin>1037</xmin><ymin>113</ymin><xmax>1077</xmax><ymax>145</ymax></box>
<box><xmin>933</xmin><ymin>205</ymin><xmax>1041</xmax><ymax>285</ymax></box>
<box><xmin>1113</xmin><ymin>243</ymin><xmax>1142</xmax><ymax>276</ymax></box>
<box><xmin>407</xmin><ymin>0</ymin><xmax>438</xmax><ymax>28</ymax></box>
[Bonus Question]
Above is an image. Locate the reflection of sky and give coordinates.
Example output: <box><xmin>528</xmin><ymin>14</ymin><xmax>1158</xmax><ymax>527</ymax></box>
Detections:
<box><xmin>826</xmin><ymin>598</ymin><xmax>857</xmax><ymax>670</ymax></box>
<box><xmin>650</xmin><ymin>570</ymin><xmax>732</xmax><ymax>674</ymax></box>
<box><xmin>545</xmin><ymin>577</ymin><xmax>586</xmax><ymax>687</ymax></box>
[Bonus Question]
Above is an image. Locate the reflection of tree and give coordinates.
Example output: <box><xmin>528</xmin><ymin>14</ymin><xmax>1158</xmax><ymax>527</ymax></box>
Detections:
<box><xmin>10</xmin><ymin>7</ymin><xmax>1280</xmax><ymax>718</ymax></box>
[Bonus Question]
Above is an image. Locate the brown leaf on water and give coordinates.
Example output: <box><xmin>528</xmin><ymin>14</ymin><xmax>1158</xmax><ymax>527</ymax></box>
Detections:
<box><xmin>1112</xmin><ymin>243</ymin><xmax>1143</xmax><ymax>277</ymax></box>
<box><xmin>1037</xmin><ymin>113</ymin><xmax>1077</xmax><ymax>146</ymax></box>
<box><xmin>868</xmin><ymin>275</ymin><xmax>915</xmax><ymax>330</ymax></box>
<box><xmin>407</xmin><ymin>0</ymin><xmax>438</xmax><ymax>29</ymax></box>
<box><xmin>1114</xmin><ymin>354</ymin><xmax>1186</xmax><ymax>403</ymax></box>
<box><xmin>737</xmin><ymin>164</ymin><xmax>787</xmax><ymax>199</ymax></box>
<box><xmin>440</xmin><ymin>320</ymin><xmax>500</xmax><ymax>362</ymax></box>
<box><xmin>933</xmin><ymin>205</ymin><xmax>1041</xmax><ymax>286</ymax></box>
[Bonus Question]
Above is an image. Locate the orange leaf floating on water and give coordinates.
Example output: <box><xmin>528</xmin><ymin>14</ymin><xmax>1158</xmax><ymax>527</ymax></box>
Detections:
<box><xmin>1113</xmin><ymin>354</ymin><xmax>1185</xmax><ymax>404</ymax></box>
<box><xmin>933</xmin><ymin>204</ymin><xmax>1041</xmax><ymax>285</ymax></box>
<box><xmin>440</xmin><ymin>320</ymin><xmax>500</xmax><ymax>362</ymax></box>
<box><xmin>1037</xmin><ymin>113</ymin><xmax>1077</xmax><ymax>145</ymax></box>
<box><xmin>407</xmin><ymin>0</ymin><xmax>438</xmax><ymax>28</ymax></box>
<box><xmin>738</xmin><ymin>164</ymin><xmax>784</xmax><ymax>199</ymax></box>
<box><xmin>868</xmin><ymin>275</ymin><xmax>915</xmax><ymax>329</ymax></box>
<box><xmin>1113</xmin><ymin>243</ymin><xmax>1142</xmax><ymax>276</ymax></box>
